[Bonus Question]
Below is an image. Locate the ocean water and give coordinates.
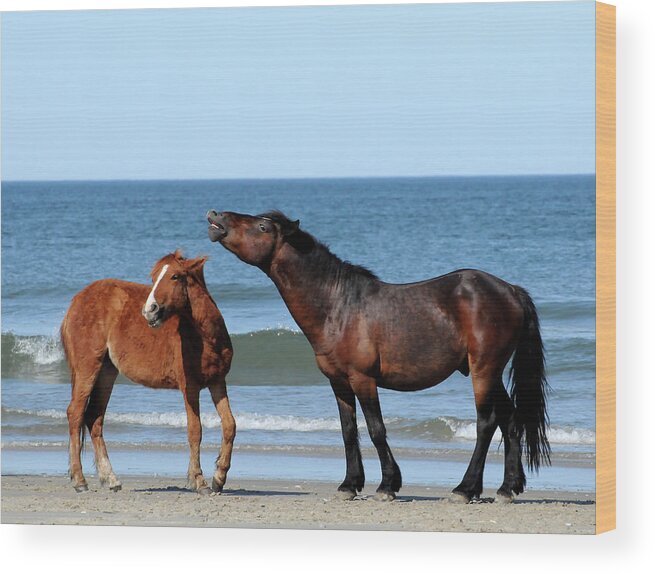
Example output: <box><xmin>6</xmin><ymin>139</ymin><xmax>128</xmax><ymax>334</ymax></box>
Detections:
<box><xmin>1</xmin><ymin>176</ymin><xmax>596</xmax><ymax>491</ymax></box>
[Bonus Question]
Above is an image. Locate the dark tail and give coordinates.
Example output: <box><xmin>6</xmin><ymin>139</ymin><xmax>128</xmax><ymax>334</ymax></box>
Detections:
<box><xmin>509</xmin><ymin>286</ymin><xmax>551</xmax><ymax>472</ymax></box>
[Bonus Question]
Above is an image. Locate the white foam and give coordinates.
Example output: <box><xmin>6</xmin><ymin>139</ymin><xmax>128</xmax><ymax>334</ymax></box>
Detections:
<box><xmin>232</xmin><ymin>413</ymin><xmax>348</xmax><ymax>432</ymax></box>
<box><xmin>5</xmin><ymin>407</ymin><xmax>348</xmax><ymax>432</ymax></box>
<box><xmin>13</xmin><ymin>336</ymin><xmax>64</xmax><ymax>365</ymax></box>
<box><xmin>5</xmin><ymin>407</ymin><xmax>596</xmax><ymax>445</ymax></box>
<box><xmin>548</xmin><ymin>426</ymin><xmax>596</xmax><ymax>445</ymax></box>
<box><xmin>442</xmin><ymin>417</ymin><xmax>595</xmax><ymax>445</ymax></box>
<box><xmin>107</xmin><ymin>411</ymin><xmax>348</xmax><ymax>432</ymax></box>
<box><xmin>6</xmin><ymin>407</ymin><xmax>67</xmax><ymax>420</ymax></box>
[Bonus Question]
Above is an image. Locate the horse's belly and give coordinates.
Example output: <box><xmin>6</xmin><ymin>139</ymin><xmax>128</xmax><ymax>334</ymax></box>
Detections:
<box><xmin>124</xmin><ymin>370</ymin><xmax>179</xmax><ymax>390</ymax></box>
<box><xmin>107</xmin><ymin>339</ymin><xmax>179</xmax><ymax>390</ymax></box>
<box><xmin>378</xmin><ymin>367</ymin><xmax>456</xmax><ymax>392</ymax></box>
<box><xmin>112</xmin><ymin>359</ymin><xmax>180</xmax><ymax>390</ymax></box>
<box><xmin>378</xmin><ymin>347</ymin><xmax>463</xmax><ymax>391</ymax></box>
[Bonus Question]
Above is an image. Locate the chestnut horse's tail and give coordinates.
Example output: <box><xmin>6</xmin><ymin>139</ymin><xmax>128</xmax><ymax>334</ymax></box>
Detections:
<box><xmin>509</xmin><ymin>286</ymin><xmax>551</xmax><ymax>472</ymax></box>
<box><xmin>60</xmin><ymin>316</ymin><xmax>87</xmax><ymax>460</ymax></box>
<box><xmin>60</xmin><ymin>314</ymin><xmax>72</xmax><ymax>371</ymax></box>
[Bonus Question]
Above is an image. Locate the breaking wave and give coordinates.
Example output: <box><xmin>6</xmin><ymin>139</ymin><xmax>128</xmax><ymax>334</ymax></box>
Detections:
<box><xmin>2</xmin><ymin>406</ymin><xmax>595</xmax><ymax>445</ymax></box>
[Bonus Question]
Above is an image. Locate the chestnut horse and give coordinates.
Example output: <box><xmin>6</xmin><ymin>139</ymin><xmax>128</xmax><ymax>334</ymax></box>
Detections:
<box><xmin>207</xmin><ymin>210</ymin><xmax>550</xmax><ymax>503</ymax></box>
<box><xmin>61</xmin><ymin>250</ymin><xmax>235</xmax><ymax>494</ymax></box>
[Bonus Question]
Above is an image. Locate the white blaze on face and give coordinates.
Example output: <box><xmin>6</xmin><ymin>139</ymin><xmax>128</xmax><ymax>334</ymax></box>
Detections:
<box><xmin>144</xmin><ymin>264</ymin><xmax>169</xmax><ymax>315</ymax></box>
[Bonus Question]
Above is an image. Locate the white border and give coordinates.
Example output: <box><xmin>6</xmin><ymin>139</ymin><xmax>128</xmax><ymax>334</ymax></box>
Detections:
<box><xmin>1</xmin><ymin>0</ymin><xmax>653</xmax><ymax>572</ymax></box>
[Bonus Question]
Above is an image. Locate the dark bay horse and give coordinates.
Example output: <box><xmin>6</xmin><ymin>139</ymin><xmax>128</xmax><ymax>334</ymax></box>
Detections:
<box><xmin>207</xmin><ymin>210</ymin><xmax>550</xmax><ymax>503</ymax></box>
<box><xmin>61</xmin><ymin>250</ymin><xmax>235</xmax><ymax>494</ymax></box>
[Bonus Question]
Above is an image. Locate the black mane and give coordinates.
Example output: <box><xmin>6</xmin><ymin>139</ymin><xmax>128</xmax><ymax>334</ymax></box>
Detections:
<box><xmin>258</xmin><ymin>210</ymin><xmax>379</xmax><ymax>284</ymax></box>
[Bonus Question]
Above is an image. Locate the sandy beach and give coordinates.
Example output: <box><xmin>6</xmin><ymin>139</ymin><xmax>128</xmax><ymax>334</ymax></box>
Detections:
<box><xmin>1</xmin><ymin>474</ymin><xmax>595</xmax><ymax>534</ymax></box>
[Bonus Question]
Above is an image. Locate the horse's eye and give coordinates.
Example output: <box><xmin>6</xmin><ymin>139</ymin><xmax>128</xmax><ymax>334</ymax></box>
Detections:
<box><xmin>259</xmin><ymin>224</ymin><xmax>267</xmax><ymax>232</ymax></box>
<box><xmin>171</xmin><ymin>274</ymin><xmax>179</xmax><ymax>281</ymax></box>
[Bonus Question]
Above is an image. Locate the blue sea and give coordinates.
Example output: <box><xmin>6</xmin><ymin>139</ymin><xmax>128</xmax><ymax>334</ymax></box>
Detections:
<box><xmin>1</xmin><ymin>176</ymin><xmax>596</xmax><ymax>492</ymax></box>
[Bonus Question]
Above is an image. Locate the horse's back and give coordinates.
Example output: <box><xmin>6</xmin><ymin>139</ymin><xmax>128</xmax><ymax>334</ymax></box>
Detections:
<box><xmin>435</xmin><ymin>267</ymin><xmax>523</xmax><ymax>318</ymax></box>
<box><xmin>365</xmin><ymin>269</ymin><xmax>525</xmax><ymax>387</ymax></box>
<box><xmin>404</xmin><ymin>268</ymin><xmax>524</xmax><ymax>332</ymax></box>
<box><xmin>377</xmin><ymin>269</ymin><xmax>516</xmax><ymax>317</ymax></box>
<box><xmin>61</xmin><ymin>279</ymin><xmax>148</xmax><ymax>367</ymax></box>
<box><xmin>63</xmin><ymin>279</ymin><xmax>146</xmax><ymax>328</ymax></box>
<box><xmin>416</xmin><ymin>269</ymin><xmax>525</xmax><ymax>359</ymax></box>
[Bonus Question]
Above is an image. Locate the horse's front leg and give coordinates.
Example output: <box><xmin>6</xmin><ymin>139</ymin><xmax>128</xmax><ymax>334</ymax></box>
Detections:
<box><xmin>330</xmin><ymin>379</ymin><xmax>365</xmax><ymax>500</ymax></box>
<box><xmin>351</xmin><ymin>374</ymin><xmax>402</xmax><ymax>502</ymax></box>
<box><xmin>181</xmin><ymin>384</ymin><xmax>211</xmax><ymax>495</ymax></box>
<box><xmin>208</xmin><ymin>381</ymin><xmax>236</xmax><ymax>493</ymax></box>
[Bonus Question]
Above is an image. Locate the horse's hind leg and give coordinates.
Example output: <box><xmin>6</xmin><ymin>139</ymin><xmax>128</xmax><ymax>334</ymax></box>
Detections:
<box><xmin>208</xmin><ymin>381</ymin><xmax>236</xmax><ymax>493</ymax></box>
<box><xmin>451</xmin><ymin>367</ymin><xmax>503</xmax><ymax>503</ymax></box>
<box><xmin>495</xmin><ymin>386</ymin><xmax>526</xmax><ymax>503</ymax></box>
<box><xmin>84</xmin><ymin>356</ymin><xmax>121</xmax><ymax>492</ymax></box>
<box><xmin>67</xmin><ymin>359</ymin><xmax>104</xmax><ymax>492</ymax></box>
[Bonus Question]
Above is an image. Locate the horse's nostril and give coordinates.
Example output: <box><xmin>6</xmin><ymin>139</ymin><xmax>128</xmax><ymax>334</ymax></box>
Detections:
<box><xmin>149</xmin><ymin>303</ymin><xmax>158</xmax><ymax>313</ymax></box>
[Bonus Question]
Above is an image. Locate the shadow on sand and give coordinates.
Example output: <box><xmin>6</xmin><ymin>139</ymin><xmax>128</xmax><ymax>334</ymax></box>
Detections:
<box><xmin>389</xmin><ymin>495</ymin><xmax>595</xmax><ymax>506</ymax></box>
<box><xmin>134</xmin><ymin>485</ymin><xmax>309</xmax><ymax>497</ymax></box>
<box><xmin>131</xmin><ymin>486</ymin><xmax>594</xmax><ymax>505</ymax></box>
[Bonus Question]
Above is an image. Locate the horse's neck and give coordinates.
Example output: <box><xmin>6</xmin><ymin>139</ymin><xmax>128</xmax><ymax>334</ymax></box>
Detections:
<box><xmin>268</xmin><ymin>247</ymin><xmax>341</xmax><ymax>347</ymax></box>
<box><xmin>187</xmin><ymin>283</ymin><xmax>224</xmax><ymax>342</ymax></box>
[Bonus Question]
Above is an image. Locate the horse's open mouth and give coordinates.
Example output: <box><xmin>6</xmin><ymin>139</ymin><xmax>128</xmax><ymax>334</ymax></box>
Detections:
<box><xmin>143</xmin><ymin>307</ymin><xmax>165</xmax><ymax>328</ymax></box>
<box><xmin>207</xmin><ymin>218</ymin><xmax>227</xmax><ymax>242</ymax></box>
<box><xmin>146</xmin><ymin>314</ymin><xmax>164</xmax><ymax>328</ymax></box>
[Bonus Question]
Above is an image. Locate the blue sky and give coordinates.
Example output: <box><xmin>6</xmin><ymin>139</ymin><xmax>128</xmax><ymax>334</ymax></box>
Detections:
<box><xmin>1</xmin><ymin>2</ymin><xmax>595</xmax><ymax>180</ymax></box>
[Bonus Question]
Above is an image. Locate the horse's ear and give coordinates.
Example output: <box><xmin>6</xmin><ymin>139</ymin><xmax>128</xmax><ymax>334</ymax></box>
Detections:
<box><xmin>174</xmin><ymin>248</ymin><xmax>185</xmax><ymax>260</ymax></box>
<box><xmin>186</xmin><ymin>255</ymin><xmax>208</xmax><ymax>273</ymax></box>
<box><xmin>282</xmin><ymin>219</ymin><xmax>300</xmax><ymax>236</ymax></box>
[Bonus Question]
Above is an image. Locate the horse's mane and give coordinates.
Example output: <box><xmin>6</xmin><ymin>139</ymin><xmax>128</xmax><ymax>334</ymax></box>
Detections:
<box><xmin>149</xmin><ymin>249</ymin><xmax>184</xmax><ymax>281</ymax></box>
<box><xmin>257</xmin><ymin>210</ymin><xmax>379</xmax><ymax>287</ymax></box>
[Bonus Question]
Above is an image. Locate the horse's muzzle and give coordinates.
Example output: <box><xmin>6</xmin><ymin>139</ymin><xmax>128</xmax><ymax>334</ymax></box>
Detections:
<box><xmin>142</xmin><ymin>304</ymin><xmax>165</xmax><ymax>328</ymax></box>
<box><xmin>207</xmin><ymin>210</ymin><xmax>228</xmax><ymax>242</ymax></box>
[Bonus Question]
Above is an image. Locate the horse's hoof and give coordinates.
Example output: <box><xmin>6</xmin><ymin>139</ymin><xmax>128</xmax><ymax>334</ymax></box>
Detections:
<box><xmin>374</xmin><ymin>491</ymin><xmax>396</xmax><ymax>502</ymax></box>
<box><xmin>449</xmin><ymin>491</ymin><xmax>470</xmax><ymax>504</ymax></box>
<box><xmin>495</xmin><ymin>491</ymin><xmax>514</xmax><ymax>504</ymax></box>
<box><xmin>73</xmin><ymin>484</ymin><xmax>89</xmax><ymax>493</ymax></box>
<box><xmin>198</xmin><ymin>486</ymin><xmax>213</xmax><ymax>496</ymax></box>
<box><xmin>110</xmin><ymin>484</ymin><xmax>122</xmax><ymax>492</ymax></box>
<box><xmin>334</xmin><ymin>489</ymin><xmax>357</xmax><ymax>501</ymax></box>
<box><xmin>211</xmin><ymin>478</ymin><xmax>224</xmax><ymax>493</ymax></box>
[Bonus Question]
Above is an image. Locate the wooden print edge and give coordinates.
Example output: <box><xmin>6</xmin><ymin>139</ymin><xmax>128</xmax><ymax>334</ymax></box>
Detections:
<box><xmin>595</xmin><ymin>1</ymin><xmax>616</xmax><ymax>535</ymax></box>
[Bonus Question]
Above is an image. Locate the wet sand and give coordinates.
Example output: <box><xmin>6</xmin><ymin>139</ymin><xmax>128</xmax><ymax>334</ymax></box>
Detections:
<box><xmin>1</xmin><ymin>474</ymin><xmax>595</xmax><ymax>534</ymax></box>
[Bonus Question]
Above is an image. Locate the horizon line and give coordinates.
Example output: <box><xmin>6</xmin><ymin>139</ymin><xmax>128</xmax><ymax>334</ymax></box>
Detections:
<box><xmin>1</xmin><ymin>173</ymin><xmax>596</xmax><ymax>184</ymax></box>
